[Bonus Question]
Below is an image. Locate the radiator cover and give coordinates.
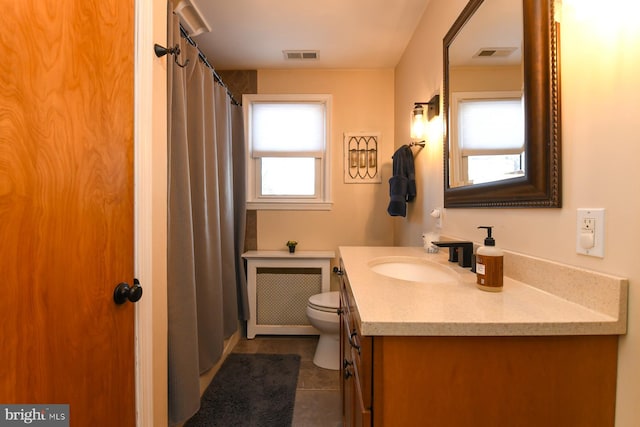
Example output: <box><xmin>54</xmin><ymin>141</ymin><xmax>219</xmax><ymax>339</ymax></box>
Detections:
<box><xmin>243</xmin><ymin>250</ymin><xmax>334</xmax><ymax>339</ymax></box>
<box><xmin>256</xmin><ymin>268</ymin><xmax>321</xmax><ymax>325</ymax></box>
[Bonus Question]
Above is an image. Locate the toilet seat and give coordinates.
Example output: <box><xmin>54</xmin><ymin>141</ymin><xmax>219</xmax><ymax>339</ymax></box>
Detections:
<box><xmin>308</xmin><ymin>291</ymin><xmax>339</xmax><ymax>313</ymax></box>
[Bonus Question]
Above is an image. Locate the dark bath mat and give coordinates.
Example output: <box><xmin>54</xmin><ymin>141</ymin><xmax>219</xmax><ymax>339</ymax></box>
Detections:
<box><xmin>185</xmin><ymin>353</ymin><xmax>301</xmax><ymax>427</ymax></box>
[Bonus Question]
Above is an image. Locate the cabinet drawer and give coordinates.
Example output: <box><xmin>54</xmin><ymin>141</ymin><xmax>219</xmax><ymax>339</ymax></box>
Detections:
<box><xmin>352</xmin><ymin>351</ymin><xmax>372</xmax><ymax>426</ymax></box>
<box><xmin>351</xmin><ymin>329</ymin><xmax>371</xmax><ymax>409</ymax></box>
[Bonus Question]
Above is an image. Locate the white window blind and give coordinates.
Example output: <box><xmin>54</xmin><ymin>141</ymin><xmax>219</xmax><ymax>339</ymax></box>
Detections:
<box><xmin>243</xmin><ymin>94</ymin><xmax>332</xmax><ymax>210</ymax></box>
<box><xmin>251</xmin><ymin>102</ymin><xmax>326</xmax><ymax>157</ymax></box>
<box><xmin>459</xmin><ymin>98</ymin><xmax>524</xmax><ymax>155</ymax></box>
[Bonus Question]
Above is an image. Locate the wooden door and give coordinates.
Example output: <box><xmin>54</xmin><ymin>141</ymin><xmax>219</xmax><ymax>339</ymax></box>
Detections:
<box><xmin>0</xmin><ymin>1</ymin><xmax>135</xmax><ymax>425</ymax></box>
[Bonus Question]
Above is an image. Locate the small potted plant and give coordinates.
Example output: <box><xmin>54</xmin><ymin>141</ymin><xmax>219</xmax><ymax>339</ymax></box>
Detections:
<box><xmin>286</xmin><ymin>240</ymin><xmax>298</xmax><ymax>253</ymax></box>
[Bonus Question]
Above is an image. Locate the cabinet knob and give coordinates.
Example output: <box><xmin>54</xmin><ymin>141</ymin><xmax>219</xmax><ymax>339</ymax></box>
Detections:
<box><xmin>348</xmin><ymin>330</ymin><xmax>361</xmax><ymax>352</ymax></box>
<box><xmin>344</xmin><ymin>368</ymin><xmax>353</xmax><ymax>380</ymax></box>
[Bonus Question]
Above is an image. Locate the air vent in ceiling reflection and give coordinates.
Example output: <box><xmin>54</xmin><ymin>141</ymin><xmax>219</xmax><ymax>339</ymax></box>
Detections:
<box><xmin>473</xmin><ymin>47</ymin><xmax>517</xmax><ymax>58</ymax></box>
<box><xmin>283</xmin><ymin>50</ymin><xmax>320</xmax><ymax>60</ymax></box>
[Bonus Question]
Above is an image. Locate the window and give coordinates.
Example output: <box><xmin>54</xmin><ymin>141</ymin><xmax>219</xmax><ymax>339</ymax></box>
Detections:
<box><xmin>243</xmin><ymin>94</ymin><xmax>332</xmax><ymax>210</ymax></box>
<box><xmin>450</xmin><ymin>91</ymin><xmax>524</xmax><ymax>186</ymax></box>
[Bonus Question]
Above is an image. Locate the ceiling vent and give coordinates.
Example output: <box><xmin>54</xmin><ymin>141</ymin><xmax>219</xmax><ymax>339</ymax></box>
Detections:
<box><xmin>473</xmin><ymin>47</ymin><xmax>517</xmax><ymax>58</ymax></box>
<box><xmin>283</xmin><ymin>50</ymin><xmax>320</xmax><ymax>60</ymax></box>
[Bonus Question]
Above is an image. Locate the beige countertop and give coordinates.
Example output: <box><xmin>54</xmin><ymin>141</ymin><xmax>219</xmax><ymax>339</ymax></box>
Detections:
<box><xmin>339</xmin><ymin>246</ymin><xmax>628</xmax><ymax>336</ymax></box>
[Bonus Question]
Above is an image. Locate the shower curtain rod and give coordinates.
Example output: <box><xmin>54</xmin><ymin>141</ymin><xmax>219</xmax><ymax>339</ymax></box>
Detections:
<box><xmin>179</xmin><ymin>24</ymin><xmax>240</xmax><ymax>106</ymax></box>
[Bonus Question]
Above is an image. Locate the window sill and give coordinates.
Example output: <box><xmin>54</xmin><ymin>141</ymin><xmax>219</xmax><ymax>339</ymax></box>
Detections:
<box><xmin>247</xmin><ymin>201</ymin><xmax>333</xmax><ymax>211</ymax></box>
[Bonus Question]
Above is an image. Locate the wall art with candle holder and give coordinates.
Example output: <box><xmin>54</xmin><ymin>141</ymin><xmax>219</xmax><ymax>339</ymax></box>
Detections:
<box><xmin>343</xmin><ymin>132</ymin><xmax>381</xmax><ymax>183</ymax></box>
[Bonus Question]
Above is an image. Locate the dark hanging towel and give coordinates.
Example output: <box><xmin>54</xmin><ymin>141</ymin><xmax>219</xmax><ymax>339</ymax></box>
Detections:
<box><xmin>387</xmin><ymin>145</ymin><xmax>416</xmax><ymax>217</ymax></box>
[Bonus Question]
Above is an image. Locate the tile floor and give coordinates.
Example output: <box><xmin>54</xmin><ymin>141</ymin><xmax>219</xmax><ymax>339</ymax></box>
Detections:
<box><xmin>232</xmin><ymin>335</ymin><xmax>343</xmax><ymax>427</ymax></box>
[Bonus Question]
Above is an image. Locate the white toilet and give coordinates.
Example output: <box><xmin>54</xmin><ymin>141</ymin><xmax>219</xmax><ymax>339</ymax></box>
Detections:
<box><xmin>306</xmin><ymin>291</ymin><xmax>340</xmax><ymax>370</ymax></box>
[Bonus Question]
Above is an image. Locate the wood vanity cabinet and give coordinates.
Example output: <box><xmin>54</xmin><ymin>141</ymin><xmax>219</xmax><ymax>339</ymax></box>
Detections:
<box><xmin>340</xmin><ymin>265</ymin><xmax>372</xmax><ymax>426</ymax></box>
<box><xmin>338</xmin><ymin>260</ymin><xmax>619</xmax><ymax>427</ymax></box>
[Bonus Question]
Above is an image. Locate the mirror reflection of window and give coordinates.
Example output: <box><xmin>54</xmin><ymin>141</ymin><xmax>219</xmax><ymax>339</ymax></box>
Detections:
<box><xmin>443</xmin><ymin>0</ymin><xmax>561</xmax><ymax>207</ymax></box>
<box><xmin>446</xmin><ymin>0</ymin><xmax>524</xmax><ymax>188</ymax></box>
<box><xmin>468</xmin><ymin>152</ymin><xmax>525</xmax><ymax>184</ymax></box>
<box><xmin>459</xmin><ymin>97</ymin><xmax>524</xmax><ymax>184</ymax></box>
<box><xmin>449</xmin><ymin>91</ymin><xmax>524</xmax><ymax>186</ymax></box>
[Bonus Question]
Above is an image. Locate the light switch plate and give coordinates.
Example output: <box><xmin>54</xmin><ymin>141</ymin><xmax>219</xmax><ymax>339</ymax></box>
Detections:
<box><xmin>576</xmin><ymin>208</ymin><xmax>605</xmax><ymax>257</ymax></box>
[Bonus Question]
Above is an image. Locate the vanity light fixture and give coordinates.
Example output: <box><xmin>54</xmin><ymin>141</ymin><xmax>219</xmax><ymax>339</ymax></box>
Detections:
<box><xmin>411</xmin><ymin>94</ymin><xmax>440</xmax><ymax>143</ymax></box>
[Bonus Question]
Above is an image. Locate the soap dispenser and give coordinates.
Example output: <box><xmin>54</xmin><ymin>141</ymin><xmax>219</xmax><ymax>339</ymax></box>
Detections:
<box><xmin>476</xmin><ymin>226</ymin><xmax>504</xmax><ymax>292</ymax></box>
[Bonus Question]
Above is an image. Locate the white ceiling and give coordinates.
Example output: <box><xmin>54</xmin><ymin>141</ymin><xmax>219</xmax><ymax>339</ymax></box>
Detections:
<box><xmin>185</xmin><ymin>0</ymin><xmax>432</xmax><ymax>70</ymax></box>
<box><xmin>448</xmin><ymin>0</ymin><xmax>522</xmax><ymax>67</ymax></box>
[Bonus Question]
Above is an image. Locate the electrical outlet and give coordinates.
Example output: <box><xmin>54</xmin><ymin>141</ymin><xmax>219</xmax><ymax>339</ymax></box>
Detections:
<box><xmin>576</xmin><ymin>208</ymin><xmax>605</xmax><ymax>257</ymax></box>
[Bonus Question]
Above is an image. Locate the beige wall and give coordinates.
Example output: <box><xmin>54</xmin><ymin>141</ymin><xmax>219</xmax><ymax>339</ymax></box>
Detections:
<box><xmin>395</xmin><ymin>1</ymin><xmax>640</xmax><ymax>425</ymax></box>
<box><xmin>256</xmin><ymin>69</ymin><xmax>396</xmax><ymax>282</ymax></box>
<box><xmin>450</xmin><ymin>65</ymin><xmax>521</xmax><ymax>92</ymax></box>
<box><xmin>394</xmin><ymin>0</ymin><xmax>462</xmax><ymax>246</ymax></box>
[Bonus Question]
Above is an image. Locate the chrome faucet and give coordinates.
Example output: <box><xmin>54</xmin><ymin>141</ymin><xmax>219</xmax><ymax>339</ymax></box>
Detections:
<box><xmin>431</xmin><ymin>241</ymin><xmax>474</xmax><ymax>268</ymax></box>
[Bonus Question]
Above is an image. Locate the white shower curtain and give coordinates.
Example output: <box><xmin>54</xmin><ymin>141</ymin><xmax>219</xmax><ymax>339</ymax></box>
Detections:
<box><xmin>166</xmin><ymin>12</ymin><xmax>249</xmax><ymax>425</ymax></box>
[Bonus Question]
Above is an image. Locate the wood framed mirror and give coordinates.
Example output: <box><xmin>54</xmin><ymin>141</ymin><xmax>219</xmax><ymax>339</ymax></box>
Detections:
<box><xmin>443</xmin><ymin>0</ymin><xmax>561</xmax><ymax>207</ymax></box>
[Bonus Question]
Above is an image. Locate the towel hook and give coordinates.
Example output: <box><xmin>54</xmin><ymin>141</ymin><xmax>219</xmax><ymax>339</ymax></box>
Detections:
<box><xmin>154</xmin><ymin>43</ymin><xmax>189</xmax><ymax>68</ymax></box>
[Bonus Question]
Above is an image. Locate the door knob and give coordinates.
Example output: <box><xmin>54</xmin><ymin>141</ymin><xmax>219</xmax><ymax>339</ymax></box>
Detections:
<box><xmin>113</xmin><ymin>279</ymin><xmax>143</xmax><ymax>305</ymax></box>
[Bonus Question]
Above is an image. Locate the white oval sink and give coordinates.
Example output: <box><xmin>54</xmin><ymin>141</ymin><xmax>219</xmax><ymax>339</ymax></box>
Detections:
<box><xmin>368</xmin><ymin>256</ymin><xmax>458</xmax><ymax>284</ymax></box>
